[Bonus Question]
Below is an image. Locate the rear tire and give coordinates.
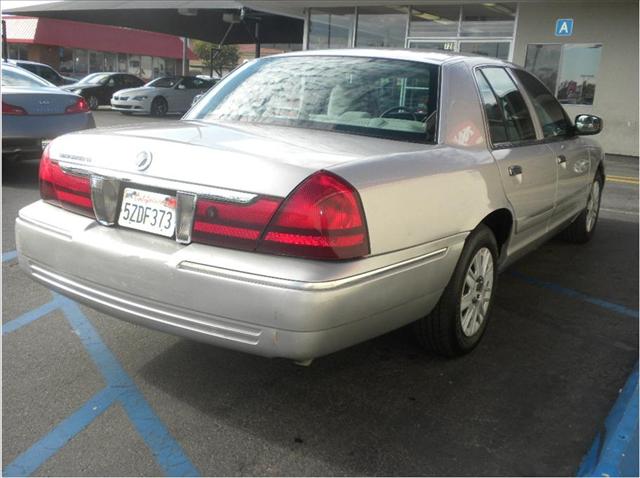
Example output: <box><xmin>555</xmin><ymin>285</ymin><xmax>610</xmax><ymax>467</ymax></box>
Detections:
<box><xmin>87</xmin><ymin>95</ymin><xmax>99</xmax><ymax>110</ymax></box>
<box><xmin>560</xmin><ymin>171</ymin><xmax>603</xmax><ymax>244</ymax></box>
<box><xmin>413</xmin><ymin>224</ymin><xmax>498</xmax><ymax>357</ymax></box>
<box><xmin>150</xmin><ymin>97</ymin><xmax>168</xmax><ymax>117</ymax></box>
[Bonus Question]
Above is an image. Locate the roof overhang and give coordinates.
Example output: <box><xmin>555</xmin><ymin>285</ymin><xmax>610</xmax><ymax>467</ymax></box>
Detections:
<box><xmin>2</xmin><ymin>1</ymin><xmax>305</xmax><ymax>44</ymax></box>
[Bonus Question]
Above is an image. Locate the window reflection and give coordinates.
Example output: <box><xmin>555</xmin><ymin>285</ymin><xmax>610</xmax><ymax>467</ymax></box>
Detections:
<box><xmin>525</xmin><ymin>44</ymin><xmax>562</xmax><ymax>93</ymax></box>
<box><xmin>556</xmin><ymin>44</ymin><xmax>602</xmax><ymax>105</ymax></box>
<box><xmin>459</xmin><ymin>42</ymin><xmax>510</xmax><ymax>60</ymax></box>
<box><xmin>309</xmin><ymin>8</ymin><xmax>355</xmax><ymax>49</ymax></box>
<box><xmin>409</xmin><ymin>5</ymin><xmax>460</xmax><ymax>37</ymax></box>
<box><xmin>524</xmin><ymin>43</ymin><xmax>602</xmax><ymax>105</ymax></box>
<box><xmin>355</xmin><ymin>6</ymin><xmax>408</xmax><ymax>48</ymax></box>
<box><xmin>460</xmin><ymin>3</ymin><xmax>516</xmax><ymax>37</ymax></box>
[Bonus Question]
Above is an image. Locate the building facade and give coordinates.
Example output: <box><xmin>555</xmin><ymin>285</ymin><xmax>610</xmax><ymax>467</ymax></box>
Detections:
<box><xmin>4</xmin><ymin>15</ymin><xmax>195</xmax><ymax>81</ymax></box>
<box><xmin>298</xmin><ymin>1</ymin><xmax>638</xmax><ymax>156</ymax></box>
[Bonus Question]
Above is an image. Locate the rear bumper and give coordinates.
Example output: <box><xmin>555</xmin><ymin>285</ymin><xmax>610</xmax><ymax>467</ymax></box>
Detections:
<box><xmin>2</xmin><ymin>113</ymin><xmax>95</xmax><ymax>157</ymax></box>
<box><xmin>16</xmin><ymin>201</ymin><xmax>465</xmax><ymax>360</ymax></box>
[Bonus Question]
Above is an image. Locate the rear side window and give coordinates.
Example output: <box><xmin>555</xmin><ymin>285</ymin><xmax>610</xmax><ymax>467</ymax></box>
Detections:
<box><xmin>38</xmin><ymin>65</ymin><xmax>60</xmax><ymax>82</ymax></box>
<box><xmin>475</xmin><ymin>70</ymin><xmax>508</xmax><ymax>144</ymax></box>
<box><xmin>480</xmin><ymin>67</ymin><xmax>537</xmax><ymax>143</ymax></box>
<box><xmin>512</xmin><ymin>69</ymin><xmax>571</xmax><ymax>139</ymax></box>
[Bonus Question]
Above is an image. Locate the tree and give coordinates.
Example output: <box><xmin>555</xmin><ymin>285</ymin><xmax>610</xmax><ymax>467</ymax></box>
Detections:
<box><xmin>191</xmin><ymin>39</ymin><xmax>239</xmax><ymax>77</ymax></box>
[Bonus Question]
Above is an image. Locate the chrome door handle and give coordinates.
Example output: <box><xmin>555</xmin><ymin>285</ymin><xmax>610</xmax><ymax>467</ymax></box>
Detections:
<box><xmin>557</xmin><ymin>155</ymin><xmax>567</xmax><ymax>165</ymax></box>
<box><xmin>508</xmin><ymin>165</ymin><xmax>523</xmax><ymax>176</ymax></box>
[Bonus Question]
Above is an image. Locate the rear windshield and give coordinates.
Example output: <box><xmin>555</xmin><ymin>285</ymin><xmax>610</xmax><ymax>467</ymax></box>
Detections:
<box><xmin>2</xmin><ymin>66</ymin><xmax>51</xmax><ymax>88</ymax></box>
<box><xmin>189</xmin><ymin>56</ymin><xmax>440</xmax><ymax>143</ymax></box>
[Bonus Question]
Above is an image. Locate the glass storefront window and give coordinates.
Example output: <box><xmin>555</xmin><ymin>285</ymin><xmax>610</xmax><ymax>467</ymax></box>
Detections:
<box><xmin>128</xmin><ymin>55</ymin><xmax>141</xmax><ymax>76</ymax></box>
<box><xmin>140</xmin><ymin>55</ymin><xmax>152</xmax><ymax>80</ymax></box>
<box><xmin>355</xmin><ymin>6</ymin><xmax>408</xmax><ymax>48</ymax></box>
<box><xmin>556</xmin><ymin>44</ymin><xmax>602</xmax><ymax>105</ymax></box>
<box><xmin>8</xmin><ymin>43</ymin><xmax>29</xmax><ymax>60</ymax></box>
<box><xmin>459</xmin><ymin>41</ymin><xmax>510</xmax><ymax>60</ymax></box>
<box><xmin>74</xmin><ymin>49</ymin><xmax>88</xmax><ymax>75</ymax></box>
<box><xmin>152</xmin><ymin>57</ymin><xmax>166</xmax><ymax>78</ymax></box>
<box><xmin>409</xmin><ymin>5</ymin><xmax>460</xmax><ymax>37</ymax></box>
<box><xmin>103</xmin><ymin>52</ymin><xmax>116</xmax><ymax>71</ymax></box>
<box><xmin>525</xmin><ymin>43</ymin><xmax>602</xmax><ymax>105</ymax></box>
<box><xmin>460</xmin><ymin>3</ymin><xmax>516</xmax><ymax>37</ymax></box>
<box><xmin>89</xmin><ymin>51</ymin><xmax>106</xmax><ymax>72</ymax></box>
<box><xmin>408</xmin><ymin>40</ymin><xmax>456</xmax><ymax>51</ymax></box>
<box><xmin>524</xmin><ymin>44</ymin><xmax>562</xmax><ymax>93</ymax></box>
<box><xmin>309</xmin><ymin>8</ymin><xmax>355</xmax><ymax>49</ymax></box>
<box><xmin>59</xmin><ymin>47</ymin><xmax>73</xmax><ymax>74</ymax></box>
<box><xmin>118</xmin><ymin>53</ymin><xmax>128</xmax><ymax>73</ymax></box>
<box><xmin>165</xmin><ymin>58</ymin><xmax>177</xmax><ymax>76</ymax></box>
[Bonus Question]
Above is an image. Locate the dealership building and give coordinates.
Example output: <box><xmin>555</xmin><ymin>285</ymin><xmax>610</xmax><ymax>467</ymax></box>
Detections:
<box><xmin>3</xmin><ymin>15</ymin><xmax>196</xmax><ymax>80</ymax></box>
<box><xmin>292</xmin><ymin>1</ymin><xmax>638</xmax><ymax>156</ymax></box>
<box><xmin>6</xmin><ymin>0</ymin><xmax>638</xmax><ymax>156</ymax></box>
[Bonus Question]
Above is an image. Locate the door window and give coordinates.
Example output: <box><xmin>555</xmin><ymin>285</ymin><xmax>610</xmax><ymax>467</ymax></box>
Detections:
<box><xmin>182</xmin><ymin>77</ymin><xmax>208</xmax><ymax>89</ymax></box>
<box><xmin>512</xmin><ymin>69</ymin><xmax>571</xmax><ymax>139</ymax></box>
<box><xmin>480</xmin><ymin>67</ymin><xmax>537</xmax><ymax>143</ymax></box>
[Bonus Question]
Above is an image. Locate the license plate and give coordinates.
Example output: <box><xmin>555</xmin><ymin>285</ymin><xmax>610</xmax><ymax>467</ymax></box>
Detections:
<box><xmin>118</xmin><ymin>188</ymin><xmax>177</xmax><ymax>237</ymax></box>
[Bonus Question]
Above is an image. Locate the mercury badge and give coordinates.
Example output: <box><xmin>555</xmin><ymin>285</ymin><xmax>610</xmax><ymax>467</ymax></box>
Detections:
<box><xmin>135</xmin><ymin>151</ymin><xmax>153</xmax><ymax>171</ymax></box>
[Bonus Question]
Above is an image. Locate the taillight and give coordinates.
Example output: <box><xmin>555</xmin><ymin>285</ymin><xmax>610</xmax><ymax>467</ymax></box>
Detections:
<box><xmin>65</xmin><ymin>97</ymin><xmax>89</xmax><ymax>114</ymax></box>
<box><xmin>39</xmin><ymin>145</ymin><xmax>94</xmax><ymax>217</ymax></box>
<box><xmin>190</xmin><ymin>171</ymin><xmax>369</xmax><ymax>260</ymax></box>
<box><xmin>257</xmin><ymin>171</ymin><xmax>369</xmax><ymax>260</ymax></box>
<box><xmin>2</xmin><ymin>101</ymin><xmax>27</xmax><ymax>115</ymax></box>
<box><xmin>192</xmin><ymin>196</ymin><xmax>282</xmax><ymax>251</ymax></box>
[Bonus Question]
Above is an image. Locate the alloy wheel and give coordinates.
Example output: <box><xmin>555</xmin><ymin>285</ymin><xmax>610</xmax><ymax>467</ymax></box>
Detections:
<box><xmin>460</xmin><ymin>247</ymin><xmax>494</xmax><ymax>337</ymax></box>
<box><xmin>585</xmin><ymin>180</ymin><xmax>601</xmax><ymax>232</ymax></box>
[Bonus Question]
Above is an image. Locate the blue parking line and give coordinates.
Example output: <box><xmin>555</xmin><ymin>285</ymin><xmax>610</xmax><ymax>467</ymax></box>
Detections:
<box><xmin>3</xmin><ymin>293</ymin><xmax>199</xmax><ymax>477</ymax></box>
<box><xmin>3</xmin><ymin>388</ymin><xmax>116</xmax><ymax>477</ymax></box>
<box><xmin>2</xmin><ymin>250</ymin><xmax>18</xmax><ymax>263</ymax></box>
<box><xmin>577</xmin><ymin>363</ymin><xmax>639</xmax><ymax>477</ymax></box>
<box><xmin>510</xmin><ymin>271</ymin><xmax>639</xmax><ymax>319</ymax></box>
<box><xmin>3</xmin><ymin>300</ymin><xmax>60</xmax><ymax>335</ymax></box>
<box><xmin>58</xmin><ymin>296</ymin><xmax>200</xmax><ymax>477</ymax></box>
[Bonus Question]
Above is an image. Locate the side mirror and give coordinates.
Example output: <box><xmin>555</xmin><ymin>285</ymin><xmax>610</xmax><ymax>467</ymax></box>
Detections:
<box><xmin>177</xmin><ymin>84</ymin><xmax>186</xmax><ymax>90</ymax></box>
<box><xmin>574</xmin><ymin>114</ymin><xmax>602</xmax><ymax>135</ymax></box>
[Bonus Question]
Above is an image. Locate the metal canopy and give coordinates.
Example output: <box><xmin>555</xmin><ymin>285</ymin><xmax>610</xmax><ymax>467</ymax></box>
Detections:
<box><xmin>3</xmin><ymin>1</ymin><xmax>304</xmax><ymax>44</ymax></box>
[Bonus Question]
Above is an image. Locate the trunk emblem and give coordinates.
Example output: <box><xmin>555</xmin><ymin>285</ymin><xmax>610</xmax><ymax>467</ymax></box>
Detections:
<box><xmin>39</xmin><ymin>99</ymin><xmax>51</xmax><ymax>105</ymax></box>
<box><xmin>135</xmin><ymin>151</ymin><xmax>153</xmax><ymax>171</ymax></box>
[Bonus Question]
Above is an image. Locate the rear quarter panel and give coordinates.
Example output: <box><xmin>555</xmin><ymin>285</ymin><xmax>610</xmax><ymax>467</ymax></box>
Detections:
<box><xmin>330</xmin><ymin>59</ymin><xmax>513</xmax><ymax>256</ymax></box>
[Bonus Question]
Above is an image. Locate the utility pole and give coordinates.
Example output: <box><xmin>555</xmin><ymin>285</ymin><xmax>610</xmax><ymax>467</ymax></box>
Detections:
<box><xmin>182</xmin><ymin>37</ymin><xmax>188</xmax><ymax>75</ymax></box>
<box><xmin>2</xmin><ymin>20</ymin><xmax>8</xmax><ymax>61</ymax></box>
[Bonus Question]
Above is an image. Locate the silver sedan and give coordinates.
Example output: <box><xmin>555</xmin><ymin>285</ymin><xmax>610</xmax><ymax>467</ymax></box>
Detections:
<box><xmin>2</xmin><ymin>63</ymin><xmax>95</xmax><ymax>159</ymax></box>
<box><xmin>15</xmin><ymin>50</ymin><xmax>604</xmax><ymax>363</ymax></box>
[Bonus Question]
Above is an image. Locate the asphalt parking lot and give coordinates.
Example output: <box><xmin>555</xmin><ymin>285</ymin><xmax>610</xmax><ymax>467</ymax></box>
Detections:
<box><xmin>3</xmin><ymin>109</ymin><xmax>639</xmax><ymax>476</ymax></box>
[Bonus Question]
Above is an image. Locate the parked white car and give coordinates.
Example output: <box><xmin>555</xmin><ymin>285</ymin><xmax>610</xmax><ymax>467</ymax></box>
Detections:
<box><xmin>110</xmin><ymin>76</ymin><xmax>214</xmax><ymax>116</ymax></box>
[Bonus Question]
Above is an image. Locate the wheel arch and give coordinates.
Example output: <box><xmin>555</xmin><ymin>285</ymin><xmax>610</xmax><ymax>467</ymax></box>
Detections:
<box><xmin>478</xmin><ymin>208</ymin><xmax>513</xmax><ymax>256</ymax></box>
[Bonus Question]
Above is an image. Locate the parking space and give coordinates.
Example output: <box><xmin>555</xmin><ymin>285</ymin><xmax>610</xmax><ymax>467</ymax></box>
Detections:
<box><xmin>2</xmin><ymin>110</ymin><xmax>638</xmax><ymax>476</ymax></box>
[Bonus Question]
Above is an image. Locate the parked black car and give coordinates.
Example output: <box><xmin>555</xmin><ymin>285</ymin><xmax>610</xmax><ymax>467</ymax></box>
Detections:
<box><xmin>7</xmin><ymin>60</ymin><xmax>75</xmax><ymax>86</ymax></box>
<box><xmin>62</xmin><ymin>73</ymin><xmax>145</xmax><ymax>110</ymax></box>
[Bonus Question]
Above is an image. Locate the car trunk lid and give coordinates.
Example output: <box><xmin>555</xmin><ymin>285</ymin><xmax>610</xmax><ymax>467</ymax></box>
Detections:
<box><xmin>48</xmin><ymin>120</ymin><xmax>435</xmax><ymax>198</ymax></box>
<box><xmin>3</xmin><ymin>89</ymin><xmax>80</xmax><ymax>115</ymax></box>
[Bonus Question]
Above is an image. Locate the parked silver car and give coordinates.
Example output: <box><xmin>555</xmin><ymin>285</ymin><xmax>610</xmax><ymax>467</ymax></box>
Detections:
<box><xmin>110</xmin><ymin>76</ymin><xmax>214</xmax><ymax>116</ymax></box>
<box><xmin>2</xmin><ymin>62</ymin><xmax>95</xmax><ymax>159</ymax></box>
<box><xmin>16</xmin><ymin>50</ymin><xmax>604</xmax><ymax>362</ymax></box>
